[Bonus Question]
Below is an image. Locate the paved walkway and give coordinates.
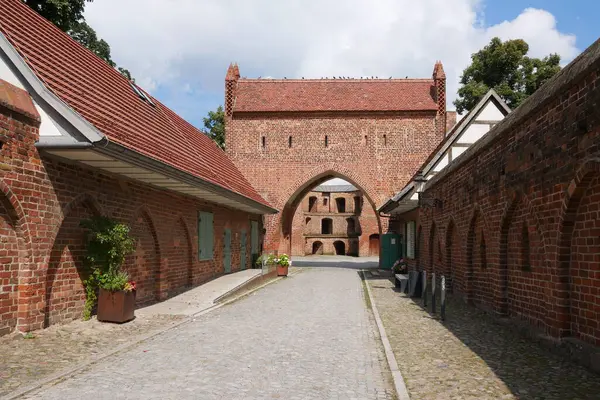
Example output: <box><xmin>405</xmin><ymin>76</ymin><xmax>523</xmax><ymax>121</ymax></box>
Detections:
<box><xmin>23</xmin><ymin>268</ymin><xmax>394</xmax><ymax>399</ymax></box>
<box><xmin>1</xmin><ymin>269</ymin><xmax>263</xmax><ymax>398</ymax></box>
<box><xmin>366</xmin><ymin>271</ymin><xmax>600</xmax><ymax>400</ymax></box>
<box><xmin>137</xmin><ymin>269</ymin><xmax>262</xmax><ymax>317</ymax></box>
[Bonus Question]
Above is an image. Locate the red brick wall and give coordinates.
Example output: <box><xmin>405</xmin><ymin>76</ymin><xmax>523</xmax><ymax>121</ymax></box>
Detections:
<box><xmin>402</xmin><ymin>40</ymin><xmax>600</xmax><ymax>347</ymax></box>
<box><xmin>290</xmin><ymin>190</ymin><xmax>377</xmax><ymax>256</ymax></box>
<box><xmin>226</xmin><ymin>112</ymin><xmax>443</xmax><ymax>255</ymax></box>
<box><xmin>0</xmin><ymin>96</ymin><xmax>262</xmax><ymax>336</ymax></box>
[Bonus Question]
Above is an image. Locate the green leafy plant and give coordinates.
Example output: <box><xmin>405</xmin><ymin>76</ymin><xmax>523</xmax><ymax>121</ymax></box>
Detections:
<box><xmin>23</xmin><ymin>332</ymin><xmax>35</xmax><ymax>339</ymax></box>
<box><xmin>80</xmin><ymin>216</ymin><xmax>136</xmax><ymax>320</ymax></box>
<box><xmin>276</xmin><ymin>254</ymin><xmax>290</xmax><ymax>267</ymax></box>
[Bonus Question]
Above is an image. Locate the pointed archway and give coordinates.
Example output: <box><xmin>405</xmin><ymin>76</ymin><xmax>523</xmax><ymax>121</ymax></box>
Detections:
<box><xmin>277</xmin><ymin>170</ymin><xmax>382</xmax><ymax>257</ymax></box>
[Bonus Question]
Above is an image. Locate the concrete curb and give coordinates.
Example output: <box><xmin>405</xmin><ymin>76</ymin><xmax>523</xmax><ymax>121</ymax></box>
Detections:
<box><xmin>362</xmin><ymin>270</ymin><xmax>411</xmax><ymax>400</ymax></box>
<box><xmin>3</xmin><ymin>270</ymin><xmax>300</xmax><ymax>400</ymax></box>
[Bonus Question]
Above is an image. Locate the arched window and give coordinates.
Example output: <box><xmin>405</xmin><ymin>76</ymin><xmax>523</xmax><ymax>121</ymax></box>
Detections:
<box><xmin>321</xmin><ymin>218</ymin><xmax>333</xmax><ymax>234</ymax></box>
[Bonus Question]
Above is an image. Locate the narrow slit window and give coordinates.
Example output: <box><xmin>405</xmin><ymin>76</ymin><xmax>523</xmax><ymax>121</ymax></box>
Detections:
<box><xmin>383</xmin><ymin>134</ymin><xmax>387</xmax><ymax>146</ymax></box>
<box><xmin>325</xmin><ymin>135</ymin><xmax>328</xmax><ymax>147</ymax></box>
<box><xmin>288</xmin><ymin>136</ymin><xmax>292</xmax><ymax>148</ymax></box>
<box><xmin>364</xmin><ymin>135</ymin><xmax>368</xmax><ymax>146</ymax></box>
<box><xmin>261</xmin><ymin>136</ymin><xmax>266</xmax><ymax>149</ymax></box>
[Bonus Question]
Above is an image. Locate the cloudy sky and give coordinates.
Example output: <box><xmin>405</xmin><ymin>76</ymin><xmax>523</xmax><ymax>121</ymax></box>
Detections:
<box><xmin>84</xmin><ymin>0</ymin><xmax>594</xmax><ymax>132</ymax></box>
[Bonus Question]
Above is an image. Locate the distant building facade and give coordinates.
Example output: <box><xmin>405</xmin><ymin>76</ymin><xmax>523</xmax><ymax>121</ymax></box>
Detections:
<box><xmin>291</xmin><ymin>184</ymin><xmax>380</xmax><ymax>257</ymax></box>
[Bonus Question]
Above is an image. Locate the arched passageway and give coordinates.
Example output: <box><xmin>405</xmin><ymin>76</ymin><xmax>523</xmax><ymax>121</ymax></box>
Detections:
<box><xmin>333</xmin><ymin>241</ymin><xmax>346</xmax><ymax>255</ymax></box>
<box><xmin>278</xmin><ymin>171</ymin><xmax>383</xmax><ymax>258</ymax></box>
<box><xmin>369</xmin><ymin>234</ymin><xmax>380</xmax><ymax>256</ymax></box>
<box><xmin>312</xmin><ymin>241</ymin><xmax>324</xmax><ymax>255</ymax></box>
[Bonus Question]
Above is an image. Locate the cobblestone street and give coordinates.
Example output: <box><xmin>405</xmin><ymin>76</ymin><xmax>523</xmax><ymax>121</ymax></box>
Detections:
<box><xmin>366</xmin><ymin>271</ymin><xmax>600</xmax><ymax>400</ymax></box>
<box><xmin>21</xmin><ymin>268</ymin><xmax>394</xmax><ymax>400</ymax></box>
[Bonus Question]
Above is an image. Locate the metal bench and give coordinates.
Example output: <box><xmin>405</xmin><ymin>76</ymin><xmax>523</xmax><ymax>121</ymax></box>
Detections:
<box><xmin>394</xmin><ymin>273</ymin><xmax>409</xmax><ymax>293</ymax></box>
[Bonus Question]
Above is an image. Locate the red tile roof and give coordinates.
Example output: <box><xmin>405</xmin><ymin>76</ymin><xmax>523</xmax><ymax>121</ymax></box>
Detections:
<box><xmin>233</xmin><ymin>79</ymin><xmax>438</xmax><ymax>113</ymax></box>
<box><xmin>0</xmin><ymin>0</ymin><xmax>271</xmax><ymax>209</ymax></box>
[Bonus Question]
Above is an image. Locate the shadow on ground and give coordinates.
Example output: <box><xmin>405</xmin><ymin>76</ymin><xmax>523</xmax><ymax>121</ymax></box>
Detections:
<box><xmin>362</xmin><ymin>270</ymin><xmax>600</xmax><ymax>400</ymax></box>
<box><xmin>292</xmin><ymin>255</ymin><xmax>380</xmax><ymax>270</ymax></box>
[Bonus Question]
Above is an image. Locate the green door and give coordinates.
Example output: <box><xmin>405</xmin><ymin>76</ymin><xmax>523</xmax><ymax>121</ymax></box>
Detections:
<box><xmin>240</xmin><ymin>230</ymin><xmax>247</xmax><ymax>270</ymax></box>
<box><xmin>381</xmin><ymin>233</ymin><xmax>402</xmax><ymax>269</ymax></box>
<box><xmin>223</xmin><ymin>229</ymin><xmax>232</xmax><ymax>273</ymax></box>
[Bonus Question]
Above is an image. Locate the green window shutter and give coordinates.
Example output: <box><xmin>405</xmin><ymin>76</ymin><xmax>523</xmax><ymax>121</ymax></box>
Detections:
<box><xmin>198</xmin><ymin>211</ymin><xmax>214</xmax><ymax>260</ymax></box>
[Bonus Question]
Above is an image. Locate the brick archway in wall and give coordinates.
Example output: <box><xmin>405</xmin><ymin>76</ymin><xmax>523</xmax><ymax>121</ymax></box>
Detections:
<box><xmin>276</xmin><ymin>168</ymin><xmax>383</xmax><ymax>256</ymax></box>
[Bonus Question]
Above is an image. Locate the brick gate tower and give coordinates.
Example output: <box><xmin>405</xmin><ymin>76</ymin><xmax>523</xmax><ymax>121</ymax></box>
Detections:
<box><xmin>225</xmin><ymin>62</ymin><xmax>453</xmax><ymax>255</ymax></box>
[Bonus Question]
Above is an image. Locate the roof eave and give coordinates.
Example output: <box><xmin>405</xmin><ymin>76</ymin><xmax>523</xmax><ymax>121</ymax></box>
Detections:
<box><xmin>378</xmin><ymin>182</ymin><xmax>415</xmax><ymax>214</ymax></box>
<box><xmin>0</xmin><ymin>31</ymin><xmax>105</xmax><ymax>144</ymax></box>
<box><xmin>95</xmin><ymin>141</ymin><xmax>278</xmax><ymax>215</ymax></box>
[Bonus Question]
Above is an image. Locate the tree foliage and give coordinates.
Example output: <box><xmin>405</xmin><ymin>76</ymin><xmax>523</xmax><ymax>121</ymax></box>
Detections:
<box><xmin>22</xmin><ymin>0</ymin><xmax>133</xmax><ymax>81</ymax></box>
<box><xmin>454</xmin><ymin>37</ymin><xmax>561</xmax><ymax>114</ymax></box>
<box><xmin>203</xmin><ymin>105</ymin><xmax>225</xmax><ymax>150</ymax></box>
<box><xmin>23</xmin><ymin>0</ymin><xmax>89</xmax><ymax>32</ymax></box>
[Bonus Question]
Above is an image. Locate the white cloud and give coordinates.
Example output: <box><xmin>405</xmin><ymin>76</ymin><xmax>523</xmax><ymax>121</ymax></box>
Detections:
<box><xmin>85</xmin><ymin>1</ymin><xmax>579</xmax><ymax>113</ymax></box>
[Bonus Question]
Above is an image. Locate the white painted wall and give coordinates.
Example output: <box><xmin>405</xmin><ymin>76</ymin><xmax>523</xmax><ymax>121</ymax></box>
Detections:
<box><xmin>457</xmin><ymin>123</ymin><xmax>489</xmax><ymax>144</ymax></box>
<box><xmin>0</xmin><ymin>55</ymin><xmax>63</xmax><ymax>137</ymax></box>
<box><xmin>477</xmin><ymin>101</ymin><xmax>505</xmax><ymax>121</ymax></box>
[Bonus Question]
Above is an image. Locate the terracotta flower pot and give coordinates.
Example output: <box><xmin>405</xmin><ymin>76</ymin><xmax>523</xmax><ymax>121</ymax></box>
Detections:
<box><xmin>97</xmin><ymin>288</ymin><xmax>136</xmax><ymax>323</ymax></box>
<box><xmin>277</xmin><ymin>264</ymin><xmax>288</xmax><ymax>277</ymax></box>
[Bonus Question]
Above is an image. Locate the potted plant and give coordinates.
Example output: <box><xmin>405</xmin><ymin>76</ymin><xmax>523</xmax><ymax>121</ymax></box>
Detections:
<box><xmin>272</xmin><ymin>253</ymin><xmax>291</xmax><ymax>277</ymax></box>
<box><xmin>81</xmin><ymin>216</ymin><xmax>136</xmax><ymax>323</ymax></box>
<box><xmin>392</xmin><ymin>258</ymin><xmax>408</xmax><ymax>274</ymax></box>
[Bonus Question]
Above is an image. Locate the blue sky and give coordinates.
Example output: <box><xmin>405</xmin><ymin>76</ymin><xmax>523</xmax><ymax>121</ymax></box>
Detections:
<box><xmin>86</xmin><ymin>0</ymin><xmax>597</xmax><ymax>131</ymax></box>
<box><xmin>483</xmin><ymin>1</ymin><xmax>597</xmax><ymax>50</ymax></box>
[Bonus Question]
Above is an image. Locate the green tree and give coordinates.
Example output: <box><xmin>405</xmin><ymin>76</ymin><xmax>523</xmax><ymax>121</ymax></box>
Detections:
<box><xmin>454</xmin><ymin>37</ymin><xmax>561</xmax><ymax>114</ymax></box>
<box><xmin>22</xmin><ymin>0</ymin><xmax>133</xmax><ymax>81</ymax></box>
<box><xmin>203</xmin><ymin>105</ymin><xmax>225</xmax><ymax>150</ymax></box>
<box><xmin>22</xmin><ymin>0</ymin><xmax>89</xmax><ymax>32</ymax></box>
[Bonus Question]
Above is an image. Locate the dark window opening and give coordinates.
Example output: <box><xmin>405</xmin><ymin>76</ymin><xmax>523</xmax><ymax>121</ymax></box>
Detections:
<box><xmin>325</xmin><ymin>135</ymin><xmax>328</xmax><ymax>147</ymax></box>
<box><xmin>346</xmin><ymin>218</ymin><xmax>356</xmax><ymax>233</ymax></box>
<box><xmin>261</xmin><ymin>136</ymin><xmax>266</xmax><ymax>149</ymax></box>
<box><xmin>383</xmin><ymin>134</ymin><xmax>387</xmax><ymax>146</ymax></box>
<box><xmin>308</xmin><ymin>196</ymin><xmax>317</xmax><ymax>212</ymax></box>
<box><xmin>288</xmin><ymin>136</ymin><xmax>292</xmax><ymax>148</ymax></box>
<box><xmin>321</xmin><ymin>218</ymin><xmax>333</xmax><ymax>235</ymax></box>
<box><xmin>305</xmin><ymin>217</ymin><xmax>311</xmax><ymax>225</ymax></box>
<box><xmin>336</xmin><ymin>198</ymin><xmax>346</xmax><ymax>213</ymax></box>
<box><xmin>354</xmin><ymin>196</ymin><xmax>361</xmax><ymax>213</ymax></box>
<box><xmin>323</xmin><ymin>198</ymin><xmax>328</xmax><ymax>206</ymax></box>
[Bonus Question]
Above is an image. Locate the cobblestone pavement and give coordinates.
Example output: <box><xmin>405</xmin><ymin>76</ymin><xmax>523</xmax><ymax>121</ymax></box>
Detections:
<box><xmin>23</xmin><ymin>268</ymin><xmax>394</xmax><ymax>400</ymax></box>
<box><xmin>0</xmin><ymin>314</ymin><xmax>184</xmax><ymax>397</ymax></box>
<box><xmin>366</xmin><ymin>272</ymin><xmax>600</xmax><ymax>400</ymax></box>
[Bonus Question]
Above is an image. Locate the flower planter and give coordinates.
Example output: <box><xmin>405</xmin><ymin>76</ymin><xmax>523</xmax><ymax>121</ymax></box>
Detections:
<box><xmin>277</xmin><ymin>264</ymin><xmax>289</xmax><ymax>277</ymax></box>
<box><xmin>97</xmin><ymin>288</ymin><xmax>136</xmax><ymax>323</ymax></box>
